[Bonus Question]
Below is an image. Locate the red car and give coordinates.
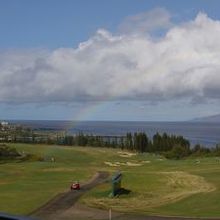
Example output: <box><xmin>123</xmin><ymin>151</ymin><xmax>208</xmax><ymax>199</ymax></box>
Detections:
<box><xmin>70</xmin><ymin>181</ymin><xmax>80</xmax><ymax>190</ymax></box>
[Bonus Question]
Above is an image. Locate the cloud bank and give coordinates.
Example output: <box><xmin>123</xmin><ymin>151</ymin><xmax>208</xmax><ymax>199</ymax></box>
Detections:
<box><xmin>1</xmin><ymin>11</ymin><xmax>220</xmax><ymax>103</ymax></box>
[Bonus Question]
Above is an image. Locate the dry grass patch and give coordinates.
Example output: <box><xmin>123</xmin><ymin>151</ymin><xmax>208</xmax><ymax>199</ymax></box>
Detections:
<box><xmin>104</xmin><ymin>161</ymin><xmax>143</xmax><ymax>167</ymax></box>
<box><xmin>0</xmin><ymin>180</ymin><xmax>11</xmax><ymax>185</ymax></box>
<box><xmin>42</xmin><ymin>167</ymin><xmax>77</xmax><ymax>172</ymax></box>
<box><xmin>83</xmin><ymin>171</ymin><xmax>216</xmax><ymax>213</ymax></box>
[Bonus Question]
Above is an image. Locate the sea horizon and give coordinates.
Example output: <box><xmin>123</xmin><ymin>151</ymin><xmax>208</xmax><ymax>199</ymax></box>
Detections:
<box><xmin>4</xmin><ymin>119</ymin><xmax>220</xmax><ymax>148</ymax></box>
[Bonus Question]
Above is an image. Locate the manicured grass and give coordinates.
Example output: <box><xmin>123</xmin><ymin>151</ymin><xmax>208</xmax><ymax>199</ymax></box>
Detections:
<box><xmin>0</xmin><ymin>144</ymin><xmax>220</xmax><ymax>217</ymax></box>
<box><xmin>0</xmin><ymin>144</ymin><xmax>105</xmax><ymax>214</ymax></box>
<box><xmin>81</xmin><ymin>155</ymin><xmax>220</xmax><ymax>217</ymax></box>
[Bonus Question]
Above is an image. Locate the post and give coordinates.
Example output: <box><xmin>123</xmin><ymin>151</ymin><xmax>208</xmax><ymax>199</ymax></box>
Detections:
<box><xmin>109</xmin><ymin>208</ymin><xmax>112</xmax><ymax>220</ymax></box>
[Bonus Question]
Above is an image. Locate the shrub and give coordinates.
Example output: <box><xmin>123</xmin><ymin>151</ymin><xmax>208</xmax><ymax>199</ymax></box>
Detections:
<box><xmin>164</xmin><ymin>145</ymin><xmax>191</xmax><ymax>159</ymax></box>
<box><xmin>0</xmin><ymin>144</ymin><xmax>20</xmax><ymax>158</ymax></box>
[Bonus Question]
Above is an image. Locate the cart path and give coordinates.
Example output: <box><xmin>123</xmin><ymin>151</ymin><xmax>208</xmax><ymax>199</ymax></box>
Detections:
<box><xmin>30</xmin><ymin>171</ymin><xmax>109</xmax><ymax>219</ymax></box>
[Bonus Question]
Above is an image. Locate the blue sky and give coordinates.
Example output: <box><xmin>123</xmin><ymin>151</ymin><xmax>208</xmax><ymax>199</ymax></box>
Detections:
<box><xmin>1</xmin><ymin>0</ymin><xmax>220</xmax><ymax>49</ymax></box>
<box><xmin>0</xmin><ymin>0</ymin><xmax>220</xmax><ymax>121</ymax></box>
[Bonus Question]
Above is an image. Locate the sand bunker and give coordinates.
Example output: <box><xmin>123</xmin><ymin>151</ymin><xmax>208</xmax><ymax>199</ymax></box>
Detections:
<box><xmin>104</xmin><ymin>161</ymin><xmax>143</xmax><ymax>167</ymax></box>
<box><xmin>157</xmin><ymin>158</ymin><xmax>165</xmax><ymax>161</ymax></box>
<box><xmin>104</xmin><ymin>162</ymin><xmax>120</xmax><ymax>167</ymax></box>
<box><xmin>141</xmin><ymin>160</ymin><xmax>151</xmax><ymax>164</ymax></box>
<box><xmin>118</xmin><ymin>151</ymin><xmax>137</xmax><ymax>158</ymax></box>
<box><xmin>126</xmin><ymin>162</ymin><xmax>142</xmax><ymax>166</ymax></box>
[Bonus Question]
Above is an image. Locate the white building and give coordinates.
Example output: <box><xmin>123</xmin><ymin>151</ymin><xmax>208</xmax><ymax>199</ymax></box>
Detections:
<box><xmin>1</xmin><ymin>121</ymin><xmax>9</xmax><ymax>127</ymax></box>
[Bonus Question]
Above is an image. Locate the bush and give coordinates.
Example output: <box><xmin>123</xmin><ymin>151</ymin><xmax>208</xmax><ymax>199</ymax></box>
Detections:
<box><xmin>0</xmin><ymin>144</ymin><xmax>20</xmax><ymax>159</ymax></box>
<box><xmin>164</xmin><ymin>145</ymin><xmax>191</xmax><ymax>159</ymax></box>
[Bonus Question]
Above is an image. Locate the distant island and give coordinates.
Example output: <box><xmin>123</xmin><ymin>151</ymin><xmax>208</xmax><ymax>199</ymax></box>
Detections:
<box><xmin>192</xmin><ymin>114</ymin><xmax>220</xmax><ymax>122</ymax></box>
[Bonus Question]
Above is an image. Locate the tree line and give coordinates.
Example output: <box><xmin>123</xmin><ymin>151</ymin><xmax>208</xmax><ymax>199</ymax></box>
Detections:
<box><xmin>63</xmin><ymin>132</ymin><xmax>190</xmax><ymax>153</ymax></box>
<box><xmin>60</xmin><ymin>132</ymin><xmax>220</xmax><ymax>159</ymax></box>
<box><xmin>1</xmin><ymin>124</ymin><xmax>220</xmax><ymax>159</ymax></box>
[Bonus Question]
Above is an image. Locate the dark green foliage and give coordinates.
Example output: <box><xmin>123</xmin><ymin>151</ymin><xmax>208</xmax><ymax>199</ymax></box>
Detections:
<box><xmin>133</xmin><ymin>132</ymin><xmax>149</xmax><ymax>153</ymax></box>
<box><xmin>0</xmin><ymin>144</ymin><xmax>20</xmax><ymax>159</ymax></box>
<box><xmin>150</xmin><ymin>133</ymin><xmax>191</xmax><ymax>159</ymax></box>
<box><xmin>0</xmin><ymin>144</ymin><xmax>44</xmax><ymax>162</ymax></box>
<box><xmin>190</xmin><ymin>144</ymin><xmax>220</xmax><ymax>157</ymax></box>
<box><xmin>0</xmin><ymin>144</ymin><xmax>20</xmax><ymax>160</ymax></box>
<box><xmin>62</xmin><ymin>132</ymin><xmax>190</xmax><ymax>157</ymax></box>
<box><xmin>125</xmin><ymin>133</ymin><xmax>133</xmax><ymax>150</ymax></box>
<box><xmin>191</xmin><ymin>144</ymin><xmax>211</xmax><ymax>156</ymax></box>
<box><xmin>153</xmin><ymin>132</ymin><xmax>190</xmax><ymax>152</ymax></box>
<box><xmin>164</xmin><ymin>145</ymin><xmax>191</xmax><ymax>159</ymax></box>
<box><xmin>214</xmin><ymin>144</ymin><xmax>220</xmax><ymax>156</ymax></box>
<box><xmin>20</xmin><ymin>153</ymin><xmax>44</xmax><ymax>162</ymax></box>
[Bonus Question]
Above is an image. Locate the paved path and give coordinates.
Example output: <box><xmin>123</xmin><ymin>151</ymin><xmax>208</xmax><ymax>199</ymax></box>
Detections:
<box><xmin>30</xmin><ymin>171</ymin><xmax>109</xmax><ymax>219</ymax></box>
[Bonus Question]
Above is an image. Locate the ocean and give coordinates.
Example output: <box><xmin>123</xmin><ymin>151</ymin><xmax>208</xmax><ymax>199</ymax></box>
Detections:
<box><xmin>9</xmin><ymin>120</ymin><xmax>220</xmax><ymax>147</ymax></box>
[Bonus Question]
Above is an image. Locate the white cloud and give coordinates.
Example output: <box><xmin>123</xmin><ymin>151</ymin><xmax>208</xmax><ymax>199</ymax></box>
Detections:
<box><xmin>0</xmin><ymin>11</ymin><xmax>220</xmax><ymax>104</ymax></box>
<box><xmin>118</xmin><ymin>7</ymin><xmax>172</xmax><ymax>35</ymax></box>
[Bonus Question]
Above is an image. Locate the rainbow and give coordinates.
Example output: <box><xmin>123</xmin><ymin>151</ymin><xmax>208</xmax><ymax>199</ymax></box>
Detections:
<box><xmin>64</xmin><ymin>101</ymin><xmax>113</xmax><ymax>131</ymax></box>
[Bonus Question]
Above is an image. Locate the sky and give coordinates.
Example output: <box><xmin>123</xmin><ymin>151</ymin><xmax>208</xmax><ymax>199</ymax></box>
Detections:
<box><xmin>0</xmin><ymin>0</ymin><xmax>220</xmax><ymax>121</ymax></box>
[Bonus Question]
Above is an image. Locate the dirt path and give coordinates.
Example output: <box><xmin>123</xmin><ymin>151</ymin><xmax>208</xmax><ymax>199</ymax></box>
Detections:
<box><xmin>30</xmin><ymin>171</ymin><xmax>109</xmax><ymax>219</ymax></box>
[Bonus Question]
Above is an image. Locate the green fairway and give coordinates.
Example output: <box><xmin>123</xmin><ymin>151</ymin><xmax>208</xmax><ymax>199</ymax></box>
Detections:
<box><xmin>0</xmin><ymin>144</ymin><xmax>220</xmax><ymax>217</ymax></box>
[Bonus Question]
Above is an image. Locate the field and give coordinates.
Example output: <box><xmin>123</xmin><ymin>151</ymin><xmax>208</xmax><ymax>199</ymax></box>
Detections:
<box><xmin>0</xmin><ymin>143</ymin><xmax>220</xmax><ymax>218</ymax></box>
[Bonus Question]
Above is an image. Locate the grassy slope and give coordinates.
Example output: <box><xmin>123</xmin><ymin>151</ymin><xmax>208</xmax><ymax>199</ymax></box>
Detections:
<box><xmin>0</xmin><ymin>144</ymin><xmax>102</xmax><ymax>214</ymax></box>
<box><xmin>0</xmin><ymin>144</ymin><xmax>220</xmax><ymax>217</ymax></box>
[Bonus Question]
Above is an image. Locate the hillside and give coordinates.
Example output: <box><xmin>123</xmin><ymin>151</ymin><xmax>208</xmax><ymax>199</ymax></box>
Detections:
<box><xmin>192</xmin><ymin>114</ymin><xmax>220</xmax><ymax>122</ymax></box>
<box><xmin>0</xmin><ymin>144</ymin><xmax>220</xmax><ymax>218</ymax></box>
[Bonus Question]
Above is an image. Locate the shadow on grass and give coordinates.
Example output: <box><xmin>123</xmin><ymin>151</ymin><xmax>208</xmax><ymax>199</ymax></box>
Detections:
<box><xmin>117</xmin><ymin>188</ymin><xmax>131</xmax><ymax>196</ymax></box>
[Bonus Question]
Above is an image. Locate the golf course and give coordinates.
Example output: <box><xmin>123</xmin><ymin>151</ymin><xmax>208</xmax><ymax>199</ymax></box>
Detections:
<box><xmin>1</xmin><ymin>143</ymin><xmax>220</xmax><ymax>218</ymax></box>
